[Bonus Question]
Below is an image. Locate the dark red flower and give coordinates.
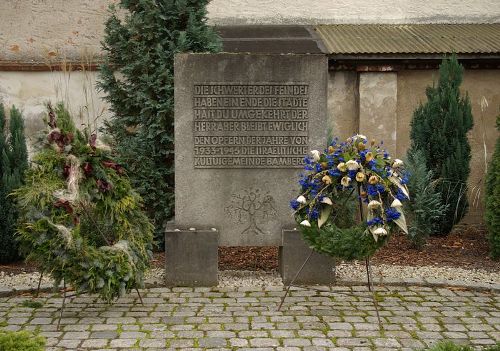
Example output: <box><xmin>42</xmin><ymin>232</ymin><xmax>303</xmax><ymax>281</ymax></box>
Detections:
<box><xmin>82</xmin><ymin>162</ymin><xmax>93</xmax><ymax>176</ymax></box>
<box><xmin>89</xmin><ymin>133</ymin><xmax>97</xmax><ymax>149</ymax></box>
<box><xmin>102</xmin><ymin>160</ymin><xmax>125</xmax><ymax>175</ymax></box>
<box><xmin>96</xmin><ymin>179</ymin><xmax>112</xmax><ymax>192</ymax></box>
<box><xmin>63</xmin><ymin>132</ymin><xmax>74</xmax><ymax>145</ymax></box>
<box><xmin>63</xmin><ymin>164</ymin><xmax>71</xmax><ymax>178</ymax></box>
<box><xmin>47</xmin><ymin>103</ymin><xmax>57</xmax><ymax>129</ymax></box>
<box><xmin>48</xmin><ymin>130</ymin><xmax>62</xmax><ymax>144</ymax></box>
<box><xmin>54</xmin><ymin>199</ymin><xmax>73</xmax><ymax>214</ymax></box>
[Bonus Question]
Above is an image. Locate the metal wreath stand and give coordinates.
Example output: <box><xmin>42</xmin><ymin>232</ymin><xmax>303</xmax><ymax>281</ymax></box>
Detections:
<box><xmin>35</xmin><ymin>272</ymin><xmax>144</xmax><ymax>331</ymax></box>
<box><xmin>278</xmin><ymin>184</ymin><xmax>383</xmax><ymax>330</ymax></box>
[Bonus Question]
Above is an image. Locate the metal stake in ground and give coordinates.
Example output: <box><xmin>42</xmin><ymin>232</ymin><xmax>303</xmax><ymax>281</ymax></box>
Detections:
<box><xmin>278</xmin><ymin>188</ymin><xmax>356</xmax><ymax>311</ymax></box>
<box><xmin>57</xmin><ymin>278</ymin><xmax>66</xmax><ymax>331</ymax></box>
<box><xmin>277</xmin><ymin>248</ymin><xmax>314</xmax><ymax>311</ymax></box>
<box><xmin>35</xmin><ymin>271</ymin><xmax>43</xmax><ymax>297</ymax></box>
<box><xmin>135</xmin><ymin>287</ymin><xmax>144</xmax><ymax>305</ymax></box>
<box><xmin>357</xmin><ymin>183</ymin><xmax>383</xmax><ymax>330</ymax></box>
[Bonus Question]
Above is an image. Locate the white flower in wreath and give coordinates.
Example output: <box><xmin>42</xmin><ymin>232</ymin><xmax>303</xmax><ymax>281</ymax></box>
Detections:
<box><xmin>340</xmin><ymin>176</ymin><xmax>351</xmax><ymax>187</ymax></box>
<box><xmin>310</xmin><ymin>150</ymin><xmax>321</xmax><ymax>162</ymax></box>
<box><xmin>393</xmin><ymin>159</ymin><xmax>404</xmax><ymax>168</ymax></box>
<box><xmin>346</xmin><ymin>159</ymin><xmax>360</xmax><ymax>171</ymax></box>
<box><xmin>337</xmin><ymin>162</ymin><xmax>347</xmax><ymax>172</ymax></box>
<box><xmin>373</xmin><ymin>227</ymin><xmax>388</xmax><ymax>236</ymax></box>
<box><xmin>368</xmin><ymin>200</ymin><xmax>382</xmax><ymax>210</ymax></box>
<box><xmin>296</xmin><ymin>195</ymin><xmax>307</xmax><ymax>204</ymax></box>
<box><xmin>300</xmin><ymin>219</ymin><xmax>311</xmax><ymax>227</ymax></box>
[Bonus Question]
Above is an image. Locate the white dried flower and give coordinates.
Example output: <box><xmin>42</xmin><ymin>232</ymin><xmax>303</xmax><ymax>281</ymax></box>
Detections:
<box><xmin>337</xmin><ymin>162</ymin><xmax>347</xmax><ymax>172</ymax></box>
<box><xmin>393</xmin><ymin>159</ymin><xmax>404</xmax><ymax>167</ymax></box>
<box><xmin>373</xmin><ymin>227</ymin><xmax>388</xmax><ymax>236</ymax></box>
<box><xmin>296</xmin><ymin>195</ymin><xmax>307</xmax><ymax>204</ymax></box>
<box><xmin>368</xmin><ymin>200</ymin><xmax>382</xmax><ymax>210</ymax></box>
<box><xmin>310</xmin><ymin>150</ymin><xmax>321</xmax><ymax>162</ymax></box>
<box><xmin>346</xmin><ymin>159</ymin><xmax>360</xmax><ymax>171</ymax></box>
<box><xmin>340</xmin><ymin>176</ymin><xmax>351</xmax><ymax>187</ymax></box>
<box><xmin>300</xmin><ymin>219</ymin><xmax>311</xmax><ymax>227</ymax></box>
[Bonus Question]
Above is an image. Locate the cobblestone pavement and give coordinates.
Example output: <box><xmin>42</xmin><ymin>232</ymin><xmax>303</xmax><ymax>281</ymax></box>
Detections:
<box><xmin>0</xmin><ymin>285</ymin><xmax>499</xmax><ymax>350</ymax></box>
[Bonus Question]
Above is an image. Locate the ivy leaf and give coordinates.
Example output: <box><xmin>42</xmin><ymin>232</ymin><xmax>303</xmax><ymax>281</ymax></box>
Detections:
<box><xmin>318</xmin><ymin>205</ymin><xmax>332</xmax><ymax>229</ymax></box>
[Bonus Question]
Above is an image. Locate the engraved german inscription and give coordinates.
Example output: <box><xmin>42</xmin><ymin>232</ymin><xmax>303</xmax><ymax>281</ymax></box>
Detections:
<box><xmin>193</xmin><ymin>83</ymin><xmax>309</xmax><ymax>169</ymax></box>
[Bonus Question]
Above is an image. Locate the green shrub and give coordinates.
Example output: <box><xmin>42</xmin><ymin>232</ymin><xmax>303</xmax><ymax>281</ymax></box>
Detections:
<box><xmin>98</xmin><ymin>0</ymin><xmax>221</xmax><ymax>242</ymax></box>
<box><xmin>485</xmin><ymin>114</ymin><xmax>500</xmax><ymax>259</ymax></box>
<box><xmin>14</xmin><ymin>103</ymin><xmax>153</xmax><ymax>302</ymax></box>
<box><xmin>405</xmin><ymin>148</ymin><xmax>448</xmax><ymax>248</ymax></box>
<box><xmin>0</xmin><ymin>330</ymin><xmax>45</xmax><ymax>351</ymax></box>
<box><xmin>0</xmin><ymin>104</ymin><xmax>28</xmax><ymax>263</ymax></box>
<box><xmin>409</xmin><ymin>54</ymin><xmax>474</xmax><ymax>235</ymax></box>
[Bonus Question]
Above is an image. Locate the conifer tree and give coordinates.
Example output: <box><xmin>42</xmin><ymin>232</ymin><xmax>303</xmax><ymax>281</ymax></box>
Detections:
<box><xmin>409</xmin><ymin>54</ymin><xmax>474</xmax><ymax>235</ymax></box>
<box><xmin>405</xmin><ymin>149</ymin><xmax>448</xmax><ymax>248</ymax></box>
<box><xmin>485</xmin><ymin>115</ymin><xmax>500</xmax><ymax>259</ymax></box>
<box><xmin>98</xmin><ymin>0</ymin><xmax>221</xmax><ymax>241</ymax></box>
<box><xmin>0</xmin><ymin>105</ymin><xmax>28</xmax><ymax>263</ymax></box>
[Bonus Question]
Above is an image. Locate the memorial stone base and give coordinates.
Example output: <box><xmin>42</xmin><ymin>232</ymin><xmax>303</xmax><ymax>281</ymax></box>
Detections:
<box><xmin>279</xmin><ymin>228</ymin><xmax>336</xmax><ymax>285</ymax></box>
<box><xmin>164</xmin><ymin>226</ymin><xmax>219</xmax><ymax>287</ymax></box>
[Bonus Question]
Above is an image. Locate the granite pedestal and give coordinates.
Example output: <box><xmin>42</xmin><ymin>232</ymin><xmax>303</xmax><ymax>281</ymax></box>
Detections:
<box><xmin>164</xmin><ymin>227</ymin><xmax>219</xmax><ymax>287</ymax></box>
<box><xmin>279</xmin><ymin>228</ymin><xmax>336</xmax><ymax>285</ymax></box>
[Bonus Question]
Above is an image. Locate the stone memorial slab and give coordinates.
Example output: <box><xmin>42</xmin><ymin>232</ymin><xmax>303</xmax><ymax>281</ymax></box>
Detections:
<box><xmin>279</xmin><ymin>229</ymin><xmax>335</xmax><ymax>285</ymax></box>
<box><xmin>174</xmin><ymin>53</ymin><xmax>327</xmax><ymax>246</ymax></box>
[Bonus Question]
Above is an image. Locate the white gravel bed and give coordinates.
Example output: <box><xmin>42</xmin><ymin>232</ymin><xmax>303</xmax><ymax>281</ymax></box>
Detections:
<box><xmin>1</xmin><ymin>263</ymin><xmax>498</xmax><ymax>291</ymax></box>
<box><xmin>335</xmin><ymin>262</ymin><xmax>500</xmax><ymax>285</ymax></box>
<box><xmin>218</xmin><ymin>270</ymin><xmax>283</xmax><ymax>287</ymax></box>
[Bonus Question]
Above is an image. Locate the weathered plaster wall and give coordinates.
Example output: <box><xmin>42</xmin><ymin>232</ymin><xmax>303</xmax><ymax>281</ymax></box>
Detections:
<box><xmin>328</xmin><ymin>71</ymin><xmax>358</xmax><ymax>141</ymax></box>
<box><xmin>0</xmin><ymin>0</ymin><xmax>118</xmax><ymax>62</ymax></box>
<box><xmin>0</xmin><ymin>71</ymin><xmax>110</xmax><ymax>154</ymax></box>
<box><xmin>359</xmin><ymin>72</ymin><xmax>398</xmax><ymax>155</ymax></box>
<box><xmin>1</xmin><ymin>0</ymin><xmax>499</xmax><ymax>61</ymax></box>
<box><xmin>207</xmin><ymin>0</ymin><xmax>500</xmax><ymax>25</ymax></box>
<box><xmin>397</xmin><ymin>69</ymin><xmax>500</xmax><ymax>222</ymax></box>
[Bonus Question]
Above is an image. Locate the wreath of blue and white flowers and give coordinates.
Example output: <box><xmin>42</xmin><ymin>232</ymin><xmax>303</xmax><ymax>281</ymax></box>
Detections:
<box><xmin>291</xmin><ymin>134</ymin><xmax>410</xmax><ymax>242</ymax></box>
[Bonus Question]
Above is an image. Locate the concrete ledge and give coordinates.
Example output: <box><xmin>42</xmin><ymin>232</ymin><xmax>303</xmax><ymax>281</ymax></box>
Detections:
<box><xmin>165</xmin><ymin>227</ymin><xmax>219</xmax><ymax>287</ymax></box>
<box><xmin>279</xmin><ymin>228</ymin><xmax>336</xmax><ymax>285</ymax></box>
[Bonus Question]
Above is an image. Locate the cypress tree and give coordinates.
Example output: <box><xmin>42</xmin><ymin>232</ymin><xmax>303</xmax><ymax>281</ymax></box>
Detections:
<box><xmin>485</xmin><ymin>115</ymin><xmax>500</xmax><ymax>259</ymax></box>
<box><xmin>98</xmin><ymin>0</ymin><xmax>221</xmax><ymax>241</ymax></box>
<box><xmin>0</xmin><ymin>105</ymin><xmax>28</xmax><ymax>263</ymax></box>
<box><xmin>409</xmin><ymin>54</ymin><xmax>474</xmax><ymax>235</ymax></box>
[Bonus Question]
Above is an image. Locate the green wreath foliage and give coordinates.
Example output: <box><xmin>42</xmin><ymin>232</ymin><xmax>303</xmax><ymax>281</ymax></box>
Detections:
<box><xmin>14</xmin><ymin>103</ymin><xmax>153</xmax><ymax>302</ymax></box>
<box><xmin>300</xmin><ymin>223</ymin><xmax>387</xmax><ymax>261</ymax></box>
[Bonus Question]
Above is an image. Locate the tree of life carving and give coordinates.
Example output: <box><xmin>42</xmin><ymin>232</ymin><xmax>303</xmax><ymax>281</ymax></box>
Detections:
<box><xmin>225</xmin><ymin>188</ymin><xmax>277</xmax><ymax>237</ymax></box>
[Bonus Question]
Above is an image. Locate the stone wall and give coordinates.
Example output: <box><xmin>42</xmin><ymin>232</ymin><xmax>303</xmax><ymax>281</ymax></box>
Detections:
<box><xmin>0</xmin><ymin>70</ymin><xmax>110</xmax><ymax>154</ymax></box>
<box><xmin>397</xmin><ymin>69</ymin><xmax>500</xmax><ymax>222</ymax></box>
<box><xmin>1</xmin><ymin>0</ymin><xmax>499</xmax><ymax>61</ymax></box>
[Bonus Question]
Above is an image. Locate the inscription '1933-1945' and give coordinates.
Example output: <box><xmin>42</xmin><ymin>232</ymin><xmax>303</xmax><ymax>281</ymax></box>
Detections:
<box><xmin>193</xmin><ymin>83</ymin><xmax>309</xmax><ymax>169</ymax></box>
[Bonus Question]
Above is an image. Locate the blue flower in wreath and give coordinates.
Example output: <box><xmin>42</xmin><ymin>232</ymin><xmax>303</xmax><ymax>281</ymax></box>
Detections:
<box><xmin>395</xmin><ymin>188</ymin><xmax>408</xmax><ymax>201</ymax></box>
<box><xmin>367</xmin><ymin>217</ymin><xmax>383</xmax><ymax>226</ymax></box>
<box><xmin>290</xmin><ymin>199</ymin><xmax>300</xmax><ymax>210</ymax></box>
<box><xmin>385</xmin><ymin>207</ymin><xmax>401</xmax><ymax>222</ymax></box>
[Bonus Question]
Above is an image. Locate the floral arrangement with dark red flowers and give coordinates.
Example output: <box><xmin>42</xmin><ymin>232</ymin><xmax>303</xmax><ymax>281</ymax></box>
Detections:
<box><xmin>14</xmin><ymin>103</ymin><xmax>153</xmax><ymax>302</ymax></box>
